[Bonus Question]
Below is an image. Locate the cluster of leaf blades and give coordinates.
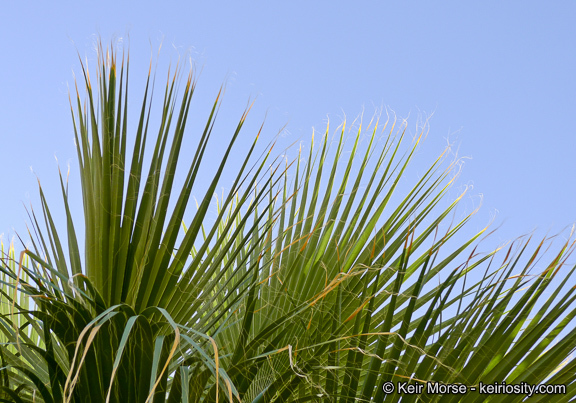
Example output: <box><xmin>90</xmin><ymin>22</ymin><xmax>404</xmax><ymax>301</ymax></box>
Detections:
<box><xmin>1</xmin><ymin>43</ymin><xmax>576</xmax><ymax>402</ymax></box>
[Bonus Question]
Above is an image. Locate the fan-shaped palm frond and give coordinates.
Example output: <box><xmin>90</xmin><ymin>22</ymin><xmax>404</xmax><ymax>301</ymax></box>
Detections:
<box><xmin>1</xmin><ymin>42</ymin><xmax>575</xmax><ymax>403</ymax></box>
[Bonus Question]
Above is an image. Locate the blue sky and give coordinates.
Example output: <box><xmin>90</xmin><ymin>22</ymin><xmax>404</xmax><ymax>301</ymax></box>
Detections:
<box><xmin>1</xmin><ymin>2</ymin><xmax>575</xmax><ymax>255</ymax></box>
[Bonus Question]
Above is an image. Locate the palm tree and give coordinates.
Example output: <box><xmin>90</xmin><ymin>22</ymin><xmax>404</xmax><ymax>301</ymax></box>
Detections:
<box><xmin>1</xmin><ymin>42</ymin><xmax>576</xmax><ymax>402</ymax></box>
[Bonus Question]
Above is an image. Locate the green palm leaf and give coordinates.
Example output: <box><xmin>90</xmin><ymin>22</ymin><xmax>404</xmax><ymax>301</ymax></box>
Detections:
<box><xmin>1</xmin><ymin>42</ymin><xmax>575</xmax><ymax>402</ymax></box>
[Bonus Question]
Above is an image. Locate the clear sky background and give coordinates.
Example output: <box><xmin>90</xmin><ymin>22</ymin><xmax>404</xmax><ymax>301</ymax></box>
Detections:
<box><xmin>1</xmin><ymin>2</ymin><xmax>575</xmax><ymax>257</ymax></box>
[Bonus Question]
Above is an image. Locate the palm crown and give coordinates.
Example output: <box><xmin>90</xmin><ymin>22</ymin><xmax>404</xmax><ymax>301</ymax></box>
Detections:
<box><xmin>1</xmin><ymin>42</ymin><xmax>575</xmax><ymax>403</ymax></box>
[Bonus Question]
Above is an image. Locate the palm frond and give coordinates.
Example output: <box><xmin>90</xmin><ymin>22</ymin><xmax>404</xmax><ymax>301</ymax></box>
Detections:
<box><xmin>1</xmin><ymin>42</ymin><xmax>575</xmax><ymax>403</ymax></box>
